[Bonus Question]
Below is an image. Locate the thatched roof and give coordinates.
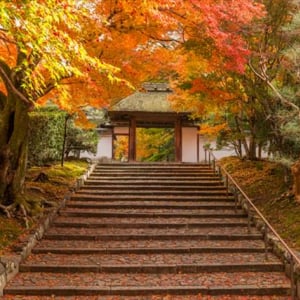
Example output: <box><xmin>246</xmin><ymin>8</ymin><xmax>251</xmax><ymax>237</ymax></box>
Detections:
<box><xmin>111</xmin><ymin>83</ymin><xmax>175</xmax><ymax>113</ymax></box>
<box><xmin>112</xmin><ymin>91</ymin><xmax>173</xmax><ymax>112</ymax></box>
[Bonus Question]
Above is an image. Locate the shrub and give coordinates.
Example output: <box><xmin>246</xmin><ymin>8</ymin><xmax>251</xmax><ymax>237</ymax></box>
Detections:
<box><xmin>28</xmin><ymin>111</ymin><xmax>66</xmax><ymax>165</ymax></box>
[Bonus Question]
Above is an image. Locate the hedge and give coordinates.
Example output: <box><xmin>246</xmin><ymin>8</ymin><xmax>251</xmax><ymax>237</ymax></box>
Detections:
<box><xmin>28</xmin><ymin>111</ymin><xmax>66</xmax><ymax>165</ymax></box>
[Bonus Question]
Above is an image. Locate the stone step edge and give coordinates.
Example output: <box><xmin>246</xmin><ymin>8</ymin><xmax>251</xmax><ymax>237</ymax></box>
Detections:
<box><xmin>31</xmin><ymin>246</ymin><xmax>269</xmax><ymax>254</ymax></box>
<box><xmin>89</xmin><ymin>175</ymin><xmax>221</xmax><ymax>179</ymax></box>
<box><xmin>70</xmin><ymin>196</ymin><xmax>235</xmax><ymax>201</ymax></box>
<box><xmin>19</xmin><ymin>263</ymin><xmax>284</xmax><ymax>273</ymax></box>
<box><xmin>91</xmin><ymin>169</ymin><xmax>216</xmax><ymax>172</ymax></box>
<box><xmin>74</xmin><ymin>191</ymin><xmax>233</xmax><ymax>195</ymax></box>
<box><xmin>92</xmin><ymin>170</ymin><xmax>216</xmax><ymax>173</ymax></box>
<box><xmin>3</xmin><ymin>285</ymin><xmax>291</xmax><ymax>297</ymax></box>
<box><xmin>65</xmin><ymin>204</ymin><xmax>240</xmax><ymax>210</ymax></box>
<box><xmin>59</xmin><ymin>212</ymin><xmax>244</xmax><ymax>218</ymax></box>
<box><xmin>80</xmin><ymin>186</ymin><xmax>227</xmax><ymax>190</ymax></box>
<box><xmin>42</xmin><ymin>233</ymin><xmax>262</xmax><ymax>241</ymax></box>
<box><xmin>85</xmin><ymin>180</ymin><xmax>223</xmax><ymax>184</ymax></box>
<box><xmin>95</xmin><ymin>165</ymin><xmax>211</xmax><ymax>168</ymax></box>
<box><xmin>51</xmin><ymin>221</ymin><xmax>249</xmax><ymax>228</ymax></box>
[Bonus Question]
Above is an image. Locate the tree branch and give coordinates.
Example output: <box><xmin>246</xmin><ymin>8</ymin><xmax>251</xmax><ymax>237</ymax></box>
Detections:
<box><xmin>0</xmin><ymin>60</ymin><xmax>32</xmax><ymax>106</ymax></box>
<box><xmin>249</xmin><ymin>59</ymin><xmax>300</xmax><ymax>118</ymax></box>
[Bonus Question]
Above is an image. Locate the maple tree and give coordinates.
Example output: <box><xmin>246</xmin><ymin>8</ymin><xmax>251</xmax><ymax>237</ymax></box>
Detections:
<box><xmin>0</xmin><ymin>0</ymin><xmax>120</xmax><ymax>216</ymax></box>
<box><xmin>170</xmin><ymin>0</ymin><xmax>299</xmax><ymax>162</ymax></box>
<box><xmin>0</xmin><ymin>0</ymin><xmax>265</xmax><ymax>217</ymax></box>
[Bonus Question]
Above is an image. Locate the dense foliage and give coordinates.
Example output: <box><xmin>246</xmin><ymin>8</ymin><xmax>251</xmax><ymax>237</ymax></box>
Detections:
<box><xmin>0</xmin><ymin>0</ymin><xmax>269</xmax><ymax>214</ymax></box>
<box><xmin>64</xmin><ymin>120</ymin><xmax>98</xmax><ymax>159</ymax></box>
<box><xmin>184</xmin><ymin>0</ymin><xmax>300</xmax><ymax>164</ymax></box>
<box><xmin>28</xmin><ymin>111</ymin><xmax>65</xmax><ymax>165</ymax></box>
<box><xmin>28</xmin><ymin>109</ymin><xmax>98</xmax><ymax>165</ymax></box>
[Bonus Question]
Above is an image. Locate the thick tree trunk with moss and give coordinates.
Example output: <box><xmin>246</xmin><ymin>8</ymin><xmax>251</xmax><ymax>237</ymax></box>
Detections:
<box><xmin>0</xmin><ymin>93</ymin><xmax>29</xmax><ymax>208</ymax></box>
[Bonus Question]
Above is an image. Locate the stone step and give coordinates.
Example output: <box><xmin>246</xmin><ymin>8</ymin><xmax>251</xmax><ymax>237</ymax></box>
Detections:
<box><xmin>70</xmin><ymin>194</ymin><xmax>235</xmax><ymax>202</ymax></box>
<box><xmin>52</xmin><ymin>219</ymin><xmax>248</xmax><ymax>228</ymax></box>
<box><xmin>53</xmin><ymin>216</ymin><xmax>250</xmax><ymax>224</ymax></box>
<box><xmin>32</xmin><ymin>239</ymin><xmax>268</xmax><ymax>251</ymax></box>
<box><xmin>87</xmin><ymin>176</ymin><xmax>222</xmax><ymax>182</ymax></box>
<box><xmin>89</xmin><ymin>173</ymin><xmax>219</xmax><ymax>178</ymax></box>
<box><xmin>4</xmin><ymin>163</ymin><xmax>291</xmax><ymax>298</ymax></box>
<box><xmin>42</xmin><ymin>232</ymin><xmax>262</xmax><ymax>241</ymax></box>
<box><xmin>4</xmin><ymin>272</ymin><xmax>291</xmax><ymax>297</ymax></box>
<box><xmin>84</xmin><ymin>179</ymin><xmax>224</xmax><ymax>186</ymax></box>
<box><xmin>84</xmin><ymin>176</ymin><xmax>224</xmax><ymax>187</ymax></box>
<box><xmin>96</xmin><ymin>163</ymin><xmax>210</xmax><ymax>167</ymax></box>
<box><xmin>19</xmin><ymin>263</ymin><xmax>284</xmax><ymax>274</ymax></box>
<box><xmin>80</xmin><ymin>185</ymin><xmax>227</xmax><ymax>191</ymax></box>
<box><xmin>65</xmin><ymin>201</ymin><xmax>239</xmax><ymax>210</ymax></box>
<box><xmin>59</xmin><ymin>210</ymin><xmax>244</xmax><ymax>218</ymax></box>
<box><xmin>74</xmin><ymin>190</ymin><xmax>232</xmax><ymax>197</ymax></box>
<box><xmin>95</xmin><ymin>163</ymin><xmax>212</xmax><ymax>171</ymax></box>
<box><xmin>91</xmin><ymin>170</ymin><xmax>218</xmax><ymax>178</ymax></box>
<box><xmin>93</xmin><ymin>168</ymin><xmax>215</xmax><ymax>172</ymax></box>
<box><xmin>22</xmin><ymin>252</ymin><xmax>280</xmax><ymax>267</ymax></box>
<box><xmin>1</xmin><ymin>295</ymin><xmax>293</xmax><ymax>300</ymax></box>
<box><xmin>31</xmin><ymin>246</ymin><xmax>268</xmax><ymax>255</ymax></box>
<box><xmin>45</xmin><ymin>226</ymin><xmax>256</xmax><ymax>236</ymax></box>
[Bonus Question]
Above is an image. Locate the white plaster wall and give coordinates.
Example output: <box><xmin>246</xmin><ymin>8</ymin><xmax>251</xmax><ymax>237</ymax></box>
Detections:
<box><xmin>182</xmin><ymin>127</ymin><xmax>198</xmax><ymax>163</ymax></box>
<box><xmin>198</xmin><ymin>136</ymin><xmax>236</xmax><ymax>161</ymax></box>
<box><xmin>198</xmin><ymin>136</ymin><xmax>268</xmax><ymax>161</ymax></box>
<box><xmin>81</xmin><ymin>134</ymin><xmax>113</xmax><ymax>160</ymax></box>
<box><xmin>96</xmin><ymin>135</ymin><xmax>113</xmax><ymax>159</ymax></box>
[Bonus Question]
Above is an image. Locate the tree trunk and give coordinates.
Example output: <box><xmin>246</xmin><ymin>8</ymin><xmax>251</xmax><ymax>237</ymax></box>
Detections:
<box><xmin>291</xmin><ymin>160</ymin><xmax>300</xmax><ymax>202</ymax></box>
<box><xmin>0</xmin><ymin>93</ymin><xmax>29</xmax><ymax>206</ymax></box>
<box><xmin>248</xmin><ymin>135</ymin><xmax>257</xmax><ymax>160</ymax></box>
<box><xmin>234</xmin><ymin>116</ymin><xmax>249</xmax><ymax>158</ymax></box>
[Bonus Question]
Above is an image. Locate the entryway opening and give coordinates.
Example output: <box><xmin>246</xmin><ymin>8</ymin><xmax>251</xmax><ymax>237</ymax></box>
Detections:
<box><xmin>136</xmin><ymin>128</ymin><xmax>175</xmax><ymax>162</ymax></box>
<box><xmin>113</xmin><ymin>128</ymin><xmax>175</xmax><ymax>162</ymax></box>
<box><xmin>113</xmin><ymin>134</ymin><xmax>129</xmax><ymax>161</ymax></box>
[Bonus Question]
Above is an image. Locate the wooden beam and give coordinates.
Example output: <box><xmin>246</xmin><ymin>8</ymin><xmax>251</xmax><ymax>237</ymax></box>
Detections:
<box><xmin>175</xmin><ymin>117</ymin><xmax>182</xmax><ymax>162</ymax></box>
<box><xmin>129</xmin><ymin>117</ymin><xmax>136</xmax><ymax>161</ymax></box>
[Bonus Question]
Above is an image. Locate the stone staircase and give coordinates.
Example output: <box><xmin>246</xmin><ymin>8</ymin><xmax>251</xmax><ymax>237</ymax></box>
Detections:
<box><xmin>3</xmin><ymin>163</ymin><xmax>292</xmax><ymax>299</ymax></box>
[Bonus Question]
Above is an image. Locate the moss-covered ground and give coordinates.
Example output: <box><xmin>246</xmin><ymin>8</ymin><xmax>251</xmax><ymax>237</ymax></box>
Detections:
<box><xmin>219</xmin><ymin>156</ymin><xmax>300</xmax><ymax>250</ymax></box>
<box><xmin>0</xmin><ymin>160</ymin><xmax>88</xmax><ymax>254</ymax></box>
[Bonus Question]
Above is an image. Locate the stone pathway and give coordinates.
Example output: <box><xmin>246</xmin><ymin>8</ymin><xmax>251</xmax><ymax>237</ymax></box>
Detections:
<box><xmin>3</xmin><ymin>163</ymin><xmax>292</xmax><ymax>299</ymax></box>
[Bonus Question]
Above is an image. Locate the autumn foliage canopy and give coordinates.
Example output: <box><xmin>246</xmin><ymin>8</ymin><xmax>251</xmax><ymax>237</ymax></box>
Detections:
<box><xmin>0</xmin><ymin>0</ymin><xmax>265</xmax><ymax>114</ymax></box>
<box><xmin>0</xmin><ymin>0</ymin><xmax>265</xmax><ymax>208</ymax></box>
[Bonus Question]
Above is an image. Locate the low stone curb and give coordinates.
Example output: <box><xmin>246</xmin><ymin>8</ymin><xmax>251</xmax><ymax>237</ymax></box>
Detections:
<box><xmin>237</xmin><ymin>192</ymin><xmax>300</xmax><ymax>297</ymax></box>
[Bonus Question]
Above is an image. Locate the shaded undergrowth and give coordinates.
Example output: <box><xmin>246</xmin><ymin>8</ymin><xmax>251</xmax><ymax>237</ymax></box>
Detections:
<box><xmin>219</xmin><ymin>156</ymin><xmax>300</xmax><ymax>250</ymax></box>
<box><xmin>0</xmin><ymin>160</ymin><xmax>88</xmax><ymax>254</ymax></box>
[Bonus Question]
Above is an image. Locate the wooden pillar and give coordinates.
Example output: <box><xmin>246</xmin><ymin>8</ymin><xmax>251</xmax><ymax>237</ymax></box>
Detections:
<box><xmin>129</xmin><ymin>117</ymin><xmax>136</xmax><ymax>161</ymax></box>
<box><xmin>197</xmin><ymin>133</ymin><xmax>200</xmax><ymax>163</ymax></box>
<box><xmin>175</xmin><ymin>117</ymin><xmax>182</xmax><ymax>162</ymax></box>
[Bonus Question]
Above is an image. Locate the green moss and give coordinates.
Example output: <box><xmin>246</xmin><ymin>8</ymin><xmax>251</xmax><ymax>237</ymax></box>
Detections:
<box><xmin>0</xmin><ymin>217</ymin><xmax>22</xmax><ymax>253</ymax></box>
<box><xmin>0</xmin><ymin>160</ymin><xmax>89</xmax><ymax>253</ymax></box>
<box><xmin>46</xmin><ymin>161</ymin><xmax>88</xmax><ymax>179</ymax></box>
<box><xmin>219</xmin><ymin>156</ymin><xmax>300</xmax><ymax>250</ymax></box>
